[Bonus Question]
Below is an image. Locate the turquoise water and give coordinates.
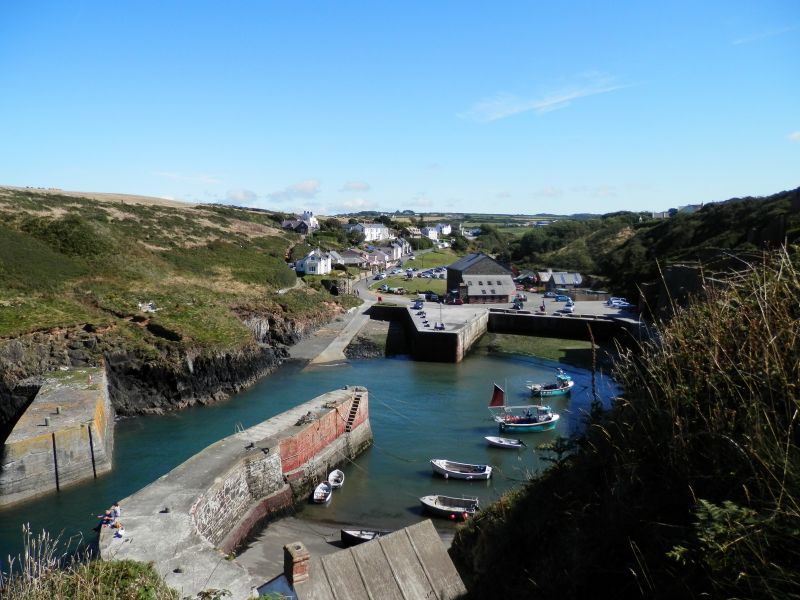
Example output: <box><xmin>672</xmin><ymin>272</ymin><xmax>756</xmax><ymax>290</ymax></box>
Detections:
<box><xmin>0</xmin><ymin>353</ymin><xmax>617</xmax><ymax>561</ymax></box>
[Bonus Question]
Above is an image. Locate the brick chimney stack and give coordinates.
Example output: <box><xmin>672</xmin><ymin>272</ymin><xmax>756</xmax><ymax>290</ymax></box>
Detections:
<box><xmin>284</xmin><ymin>542</ymin><xmax>310</xmax><ymax>586</ymax></box>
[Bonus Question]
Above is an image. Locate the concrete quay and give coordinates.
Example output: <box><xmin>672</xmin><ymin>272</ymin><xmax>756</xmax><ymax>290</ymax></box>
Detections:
<box><xmin>99</xmin><ymin>386</ymin><xmax>372</xmax><ymax>600</ymax></box>
<box><xmin>0</xmin><ymin>366</ymin><xmax>112</xmax><ymax>507</ymax></box>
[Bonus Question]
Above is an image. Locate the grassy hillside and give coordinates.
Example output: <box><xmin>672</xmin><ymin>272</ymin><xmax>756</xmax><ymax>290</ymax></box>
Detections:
<box><xmin>0</xmin><ymin>188</ymin><xmax>350</xmax><ymax>351</ymax></box>
<box><xmin>502</xmin><ymin>188</ymin><xmax>800</xmax><ymax>295</ymax></box>
<box><xmin>451</xmin><ymin>248</ymin><xmax>800</xmax><ymax>599</ymax></box>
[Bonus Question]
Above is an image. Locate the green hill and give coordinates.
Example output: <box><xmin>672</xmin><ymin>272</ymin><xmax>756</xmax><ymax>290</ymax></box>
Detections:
<box><xmin>0</xmin><ymin>188</ymin><xmax>358</xmax><ymax>422</ymax></box>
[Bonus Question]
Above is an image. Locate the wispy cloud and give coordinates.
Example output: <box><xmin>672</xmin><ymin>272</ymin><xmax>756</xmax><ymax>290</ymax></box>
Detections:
<box><xmin>461</xmin><ymin>73</ymin><xmax>632</xmax><ymax>122</ymax></box>
<box><xmin>339</xmin><ymin>197</ymin><xmax>375</xmax><ymax>210</ymax></box>
<box><xmin>789</xmin><ymin>131</ymin><xmax>800</xmax><ymax>142</ymax></box>
<box><xmin>534</xmin><ymin>187</ymin><xmax>563</xmax><ymax>198</ymax></box>
<box><xmin>410</xmin><ymin>194</ymin><xmax>433</xmax><ymax>208</ymax></box>
<box><xmin>340</xmin><ymin>181</ymin><xmax>371</xmax><ymax>192</ymax></box>
<box><xmin>153</xmin><ymin>171</ymin><xmax>222</xmax><ymax>185</ymax></box>
<box><xmin>267</xmin><ymin>179</ymin><xmax>321</xmax><ymax>203</ymax></box>
<box><xmin>226</xmin><ymin>189</ymin><xmax>258</xmax><ymax>204</ymax></box>
<box><xmin>732</xmin><ymin>25</ymin><xmax>797</xmax><ymax>45</ymax></box>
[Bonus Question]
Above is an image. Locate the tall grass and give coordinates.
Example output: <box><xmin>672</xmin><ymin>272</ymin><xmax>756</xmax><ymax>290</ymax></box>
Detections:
<box><xmin>451</xmin><ymin>248</ymin><xmax>800</xmax><ymax>599</ymax></box>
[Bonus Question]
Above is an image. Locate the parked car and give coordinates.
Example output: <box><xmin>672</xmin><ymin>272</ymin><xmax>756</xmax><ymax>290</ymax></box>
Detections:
<box><xmin>607</xmin><ymin>296</ymin><xmax>628</xmax><ymax>306</ymax></box>
<box><xmin>561</xmin><ymin>304</ymin><xmax>575</xmax><ymax>314</ymax></box>
<box><xmin>425</xmin><ymin>292</ymin><xmax>439</xmax><ymax>302</ymax></box>
<box><xmin>544</xmin><ymin>291</ymin><xmax>556</xmax><ymax>298</ymax></box>
<box><xmin>554</xmin><ymin>294</ymin><xmax>571</xmax><ymax>302</ymax></box>
<box><xmin>374</xmin><ymin>273</ymin><xmax>386</xmax><ymax>280</ymax></box>
<box><xmin>514</xmin><ymin>293</ymin><xmax>527</xmax><ymax>301</ymax></box>
<box><xmin>379</xmin><ymin>284</ymin><xmax>389</xmax><ymax>292</ymax></box>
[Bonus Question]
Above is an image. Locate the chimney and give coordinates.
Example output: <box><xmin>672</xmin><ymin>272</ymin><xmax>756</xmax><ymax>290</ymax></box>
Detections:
<box><xmin>284</xmin><ymin>542</ymin><xmax>310</xmax><ymax>586</ymax></box>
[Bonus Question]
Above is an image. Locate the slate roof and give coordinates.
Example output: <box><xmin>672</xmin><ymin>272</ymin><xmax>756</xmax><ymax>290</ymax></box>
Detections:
<box><xmin>538</xmin><ymin>271</ymin><xmax>583</xmax><ymax>286</ymax></box>
<box><xmin>462</xmin><ymin>274</ymin><xmax>516</xmax><ymax>297</ymax></box>
<box><xmin>295</xmin><ymin>520</ymin><xmax>466</xmax><ymax>600</ymax></box>
<box><xmin>447</xmin><ymin>252</ymin><xmax>488</xmax><ymax>272</ymax></box>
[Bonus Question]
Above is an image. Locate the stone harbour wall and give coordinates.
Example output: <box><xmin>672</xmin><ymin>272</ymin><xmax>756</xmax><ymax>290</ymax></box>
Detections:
<box><xmin>99</xmin><ymin>387</ymin><xmax>373</xmax><ymax>600</ymax></box>
<box><xmin>0</xmin><ymin>366</ymin><xmax>113</xmax><ymax>507</ymax></box>
<box><xmin>192</xmin><ymin>451</ymin><xmax>283</xmax><ymax>547</ymax></box>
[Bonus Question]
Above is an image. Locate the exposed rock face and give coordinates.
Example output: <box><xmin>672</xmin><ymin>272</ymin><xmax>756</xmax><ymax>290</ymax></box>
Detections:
<box><xmin>104</xmin><ymin>344</ymin><xmax>289</xmax><ymax>415</ymax></box>
<box><xmin>0</xmin><ymin>307</ymin><xmax>342</xmax><ymax>433</ymax></box>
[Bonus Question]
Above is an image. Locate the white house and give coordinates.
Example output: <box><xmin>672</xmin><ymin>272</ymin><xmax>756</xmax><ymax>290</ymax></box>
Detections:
<box><xmin>436</xmin><ymin>223</ymin><xmax>452</xmax><ymax>236</ymax></box>
<box><xmin>296</xmin><ymin>249</ymin><xmax>332</xmax><ymax>275</ymax></box>
<box><xmin>346</xmin><ymin>223</ymin><xmax>390</xmax><ymax>242</ymax></box>
<box><xmin>421</xmin><ymin>226</ymin><xmax>439</xmax><ymax>241</ymax></box>
<box><xmin>379</xmin><ymin>244</ymin><xmax>402</xmax><ymax>261</ymax></box>
<box><xmin>300</xmin><ymin>210</ymin><xmax>320</xmax><ymax>230</ymax></box>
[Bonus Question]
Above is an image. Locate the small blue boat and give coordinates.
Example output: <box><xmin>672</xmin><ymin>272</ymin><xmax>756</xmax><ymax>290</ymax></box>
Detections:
<box><xmin>526</xmin><ymin>368</ymin><xmax>574</xmax><ymax>397</ymax></box>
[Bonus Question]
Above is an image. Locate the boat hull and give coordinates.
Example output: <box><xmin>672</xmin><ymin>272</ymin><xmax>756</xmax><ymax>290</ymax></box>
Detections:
<box><xmin>328</xmin><ymin>469</ymin><xmax>345</xmax><ymax>489</ymax></box>
<box><xmin>430</xmin><ymin>459</ymin><xmax>492</xmax><ymax>480</ymax></box>
<box><xmin>340</xmin><ymin>528</ymin><xmax>391</xmax><ymax>547</ymax></box>
<box><xmin>312</xmin><ymin>482</ymin><xmax>333</xmax><ymax>503</ymax></box>
<box><xmin>485</xmin><ymin>436</ymin><xmax>525</xmax><ymax>449</ymax></box>
<box><xmin>420</xmin><ymin>495</ymin><xmax>479</xmax><ymax>519</ymax></box>
<box><xmin>499</xmin><ymin>419</ymin><xmax>558</xmax><ymax>432</ymax></box>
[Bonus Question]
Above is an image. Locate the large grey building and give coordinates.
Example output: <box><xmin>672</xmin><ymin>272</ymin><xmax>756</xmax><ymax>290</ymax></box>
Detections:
<box><xmin>446</xmin><ymin>252</ymin><xmax>516</xmax><ymax>304</ymax></box>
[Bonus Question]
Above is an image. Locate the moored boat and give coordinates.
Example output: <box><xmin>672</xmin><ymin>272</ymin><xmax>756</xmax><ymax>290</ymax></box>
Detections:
<box><xmin>485</xmin><ymin>436</ymin><xmax>526</xmax><ymax>449</ymax></box>
<box><xmin>420</xmin><ymin>494</ymin><xmax>480</xmax><ymax>519</ymax></box>
<box><xmin>488</xmin><ymin>383</ymin><xmax>560</xmax><ymax>433</ymax></box>
<box><xmin>328</xmin><ymin>469</ymin><xmax>345</xmax><ymax>489</ymax></box>
<box><xmin>526</xmin><ymin>368</ymin><xmax>574</xmax><ymax>397</ymax></box>
<box><xmin>430</xmin><ymin>459</ymin><xmax>492</xmax><ymax>480</ymax></box>
<box><xmin>340</xmin><ymin>528</ymin><xmax>392</xmax><ymax>547</ymax></box>
<box><xmin>312</xmin><ymin>481</ymin><xmax>333</xmax><ymax>503</ymax></box>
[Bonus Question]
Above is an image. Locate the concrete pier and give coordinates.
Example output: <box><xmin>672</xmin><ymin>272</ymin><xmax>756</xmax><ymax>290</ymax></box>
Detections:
<box><xmin>98</xmin><ymin>386</ymin><xmax>372</xmax><ymax>600</ymax></box>
<box><xmin>0</xmin><ymin>366</ymin><xmax>113</xmax><ymax>507</ymax></box>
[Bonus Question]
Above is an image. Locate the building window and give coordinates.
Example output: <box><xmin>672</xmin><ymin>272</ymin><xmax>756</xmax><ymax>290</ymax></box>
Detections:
<box><xmin>481</xmin><ymin>289</ymin><xmax>486</xmax><ymax>294</ymax></box>
<box><xmin>491</xmin><ymin>289</ymin><xmax>496</xmax><ymax>294</ymax></box>
<box><xmin>478</xmin><ymin>280</ymin><xmax>483</xmax><ymax>285</ymax></box>
<box><xmin>496</xmin><ymin>281</ymin><xmax>501</xmax><ymax>286</ymax></box>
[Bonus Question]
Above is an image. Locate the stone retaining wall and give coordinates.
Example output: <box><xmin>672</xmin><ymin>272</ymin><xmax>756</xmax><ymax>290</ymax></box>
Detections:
<box><xmin>99</xmin><ymin>387</ymin><xmax>373</xmax><ymax>599</ymax></box>
<box><xmin>0</xmin><ymin>366</ymin><xmax>113</xmax><ymax>507</ymax></box>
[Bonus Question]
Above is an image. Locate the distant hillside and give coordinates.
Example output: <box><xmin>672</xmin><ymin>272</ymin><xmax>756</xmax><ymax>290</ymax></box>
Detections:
<box><xmin>502</xmin><ymin>187</ymin><xmax>800</xmax><ymax>295</ymax></box>
<box><xmin>0</xmin><ymin>187</ymin><xmax>357</xmax><ymax>423</ymax></box>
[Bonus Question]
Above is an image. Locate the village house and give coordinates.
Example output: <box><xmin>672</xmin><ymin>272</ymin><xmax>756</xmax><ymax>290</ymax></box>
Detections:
<box><xmin>446</xmin><ymin>252</ymin><xmax>516</xmax><ymax>304</ymax></box>
<box><xmin>337</xmin><ymin>249</ymin><xmax>368</xmax><ymax>269</ymax></box>
<box><xmin>295</xmin><ymin>249</ymin><xmax>332</xmax><ymax>275</ymax></box>
<box><xmin>421</xmin><ymin>226</ymin><xmax>439</xmax><ymax>241</ymax></box>
<box><xmin>345</xmin><ymin>222</ymin><xmax>390</xmax><ymax>242</ymax></box>
<box><xmin>537</xmin><ymin>268</ymin><xmax>583</xmax><ymax>291</ymax></box>
<box><xmin>281</xmin><ymin>210</ymin><xmax>320</xmax><ymax>234</ymax></box>
<box><xmin>280</xmin><ymin>219</ymin><xmax>309</xmax><ymax>235</ymax></box>
<box><xmin>436</xmin><ymin>222</ymin><xmax>452</xmax><ymax>236</ymax></box>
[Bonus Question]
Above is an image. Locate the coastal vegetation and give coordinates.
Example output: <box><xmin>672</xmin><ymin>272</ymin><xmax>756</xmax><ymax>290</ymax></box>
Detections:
<box><xmin>451</xmin><ymin>248</ymin><xmax>800</xmax><ymax>599</ymax></box>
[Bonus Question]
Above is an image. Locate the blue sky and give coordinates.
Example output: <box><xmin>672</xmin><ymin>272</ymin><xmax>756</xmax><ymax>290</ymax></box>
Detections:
<box><xmin>0</xmin><ymin>1</ymin><xmax>797</xmax><ymax>215</ymax></box>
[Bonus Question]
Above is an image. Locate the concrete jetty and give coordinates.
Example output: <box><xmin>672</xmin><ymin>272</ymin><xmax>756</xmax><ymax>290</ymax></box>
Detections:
<box><xmin>0</xmin><ymin>366</ymin><xmax>113</xmax><ymax>507</ymax></box>
<box><xmin>99</xmin><ymin>386</ymin><xmax>372</xmax><ymax>600</ymax></box>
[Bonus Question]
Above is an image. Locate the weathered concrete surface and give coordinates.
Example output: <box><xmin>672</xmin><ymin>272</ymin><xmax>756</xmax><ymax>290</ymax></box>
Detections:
<box><xmin>306</xmin><ymin>299</ymin><xmax>375</xmax><ymax>367</ymax></box>
<box><xmin>0</xmin><ymin>366</ymin><xmax>112</xmax><ymax>507</ymax></box>
<box><xmin>99</xmin><ymin>387</ymin><xmax>372</xmax><ymax>600</ymax></box>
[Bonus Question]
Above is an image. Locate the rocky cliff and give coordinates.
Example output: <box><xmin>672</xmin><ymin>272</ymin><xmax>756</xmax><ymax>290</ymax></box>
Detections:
<box><xmin>0</xmin><ymin>307</ymin><xmax>341</xmax><ymax>437</ymax></box>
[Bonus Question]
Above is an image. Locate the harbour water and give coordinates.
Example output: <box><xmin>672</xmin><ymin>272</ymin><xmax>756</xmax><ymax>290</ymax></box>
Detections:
<box><xmin>0</xmin><ymin>352</ymin><xmax>618</xmax><ymax>562</ymax></box>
